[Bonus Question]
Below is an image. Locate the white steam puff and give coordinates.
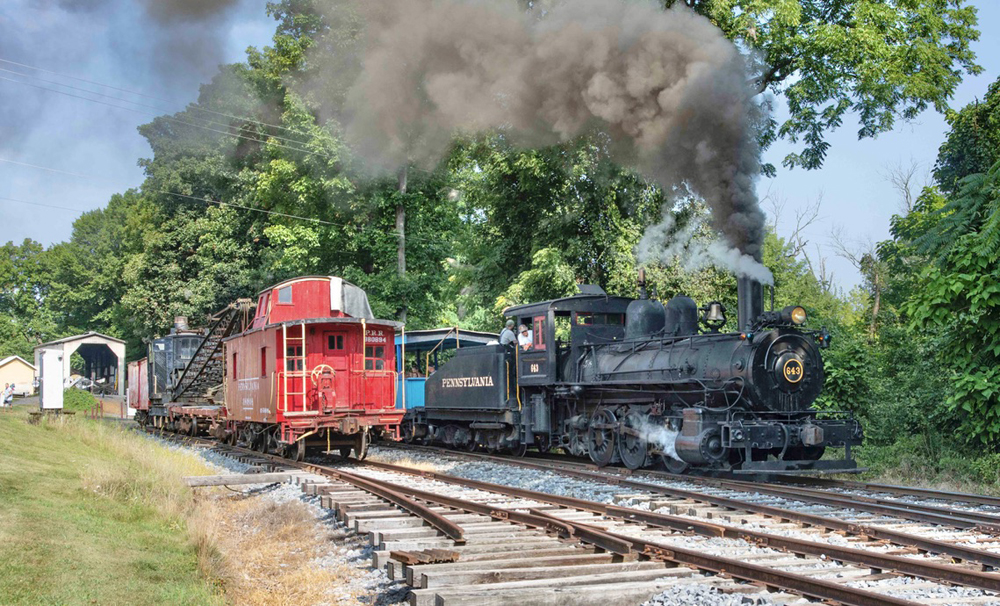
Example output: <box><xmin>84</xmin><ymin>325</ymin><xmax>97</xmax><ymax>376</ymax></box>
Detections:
<box><xmin>636</xmin><ymin>211</ymin><xmax>775</xmax><ymax>284</ymax></box>
<box><xmin>337</xmin><ymin>0</ymin><xmax>768</xmax><ymax>260</ymax></box>
<box><xmin>637</xmin><ymin>418</ymin><xmax>682</xmax><ymax>462</ymax></box>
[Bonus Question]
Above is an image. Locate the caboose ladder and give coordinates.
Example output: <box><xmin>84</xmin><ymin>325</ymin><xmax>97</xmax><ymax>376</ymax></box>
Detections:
<box><xmin>281</xmin><ymin>323</ymin><xmax>308</xmax><ymax>413</ymax></box>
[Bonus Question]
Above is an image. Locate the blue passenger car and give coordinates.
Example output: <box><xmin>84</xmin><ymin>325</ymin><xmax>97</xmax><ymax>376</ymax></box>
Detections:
<box><xmin>394</xmin><ymin>328</ymin><xmax>497</xmax><ymax>409</ymax></box>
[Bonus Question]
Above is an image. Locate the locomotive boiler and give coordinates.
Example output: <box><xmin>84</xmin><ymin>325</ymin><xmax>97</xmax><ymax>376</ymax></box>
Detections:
<box><xmin>402</xmin><ymin>273</ymin><xmax>863</xmax><ymax>474</ymax></box>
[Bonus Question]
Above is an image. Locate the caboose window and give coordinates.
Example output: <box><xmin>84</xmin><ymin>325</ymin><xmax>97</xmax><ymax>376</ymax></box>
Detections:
<box><xmin>277</xmin><ymin>286</ymin><xmax>292</xmax><ymax>304</ymax></box>
<box><xmin>232</xmin><ymin>353</ymin><xmax>238</xmax><ymax>379</ymax></box>
<box><xmin>285</xmin><ymin>345</ymin><xmax>303</xmax><ymax>371</ymax></box>
<box><xmin>364</xmin><ymin>345</ymin><xmax>385</xmax><ymax>370</ymax></box>
<box><xmin>327</xmin><ymin>335</ymin><xmax>344</xmax><ymax>350</ymax></box>
<box><xmin>260</xmin><ymin>347</ymin><xmax>267</xmax><ymax>377</ymax></box>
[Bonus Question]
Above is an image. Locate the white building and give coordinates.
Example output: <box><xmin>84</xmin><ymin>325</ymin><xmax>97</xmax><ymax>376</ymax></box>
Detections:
<box><xmin>33</xmin><ymin>332</ymin><xmax>126</xmax><ymax>396</ymax></box>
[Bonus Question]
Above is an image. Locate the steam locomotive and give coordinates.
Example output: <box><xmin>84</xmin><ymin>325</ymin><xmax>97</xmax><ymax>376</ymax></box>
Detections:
<box><xmin>402</xmin><ymin>274</ymin><xmax>863</xmax><ymax>474</ymax></box>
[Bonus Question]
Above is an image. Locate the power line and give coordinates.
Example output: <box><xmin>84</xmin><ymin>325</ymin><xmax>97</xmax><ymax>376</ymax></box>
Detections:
<box><xmin>0</xmin><ymin>66</ymin><xmax>317</xmax><ymax>150</ymax></box>
<box><xmin>0</xmin><ymin>56</ymin><xmax>319</xmax><ymax>141</ymax></box>
<box><xmin>0</xmin><ymin>75</ymin><xmax>333</xmax><ymax>161</ymax></box>
<box><xmin>3</xmin><ymin>158</ymin><xmax>455</xmax><ymax>244</ymax></box>
<box><xmin>0</xmin><ymin>158</ymin><xmax>92</xmax><ymax>180</ymax></box>
<box><xmin>0</xmin><ymin>195</ymin><xmax>91</xmax><ymax>214</ymax></box>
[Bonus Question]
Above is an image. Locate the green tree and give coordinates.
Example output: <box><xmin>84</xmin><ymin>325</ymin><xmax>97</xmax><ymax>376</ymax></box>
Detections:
<box><xmin>0</xmin><ymin>239</ymin><xmax>58</xmax><ymax>359</ymax></box>
<box><xmin>934</xmin><ymin>77</ymin><xmax>1000</xmax><ymax>194</ymax></box>
<box><xmin>693</xmin><ymin>0</ymin><xmax>982</xmax><ymax>172</ymax></box>
<box><xmin>905</xmin><ymin>161</ymin><xmax>1000</xmax><ymax>446</ymax></box>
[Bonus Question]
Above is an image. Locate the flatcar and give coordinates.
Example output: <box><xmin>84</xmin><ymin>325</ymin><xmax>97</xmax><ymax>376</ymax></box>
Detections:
<box><xmin>131</xmin><ymin>276</ymin><xmax>404</xmax><ymax>460</ymax></box>
<box><xmin>402</xmin><ymin>273</ymin><xmax>863</xmax><ymax>474</ymax></box>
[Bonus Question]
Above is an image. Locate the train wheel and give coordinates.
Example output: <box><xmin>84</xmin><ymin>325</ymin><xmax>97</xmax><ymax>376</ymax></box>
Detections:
<box><xmin>510</xmin><ymin>442</ymin><xmax>527</xmax><ymax>458</ymax></box>
<box><xmin>617</xmin><ymin>411</ymin><xmax>648</xmax><ymax>470</ymax></box>
<box><xmin>401</xmin><ymin>421</ymin><xmax>415</xmax><ymax>444</ymax></box>
<box><xmin>339</xmin><ymin>445</ymin><xmax>353</xmax><ymax>459</ymax></box>
<box><xmin>587</xmin><ymin>408</ymin><xmax>617</xmax><ymax>467</ymax></box>
<box><xmin>661</xmin><ymin>455</ymin><xmax>689</xmax><ymax>475</ymax></box>
<box><xmin>189</xmin><ymin>418</ymin><xmax>198</xmax><ymax>437</ymax></box>
<box><xmin>294</xmin><ymin>440</ymin><xmax>306</xmax><ymax>462</ymax></box>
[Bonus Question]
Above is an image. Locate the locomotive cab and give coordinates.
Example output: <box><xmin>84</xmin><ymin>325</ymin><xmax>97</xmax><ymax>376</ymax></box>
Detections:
<box><xmin>506</xmin><ymin>285</ymin><xmax>630</xmax><ymax>385</ymax></box>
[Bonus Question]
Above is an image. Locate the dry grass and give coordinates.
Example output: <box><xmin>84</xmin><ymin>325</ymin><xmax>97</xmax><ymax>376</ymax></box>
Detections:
<box><xmin>364</xmin><ymin>452</ymin><xmax>447</xmax><ymax>473</ymax></box>
<box><xmin>189</xmin><ymin>493</ymin><xmax>369</xmax><ymax>605</ymax></box>
<box><xmin>3</xmin><ymin>413</ymin><xmax>379</xmax><ymax>604</ymax></box>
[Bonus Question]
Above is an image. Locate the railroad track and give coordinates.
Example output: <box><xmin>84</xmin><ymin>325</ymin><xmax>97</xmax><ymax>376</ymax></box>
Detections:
<box><xmin>376</xmin><ymin>444</ymin><xmax>1000</xmax><ymax>568</ymax></box>
<box><xmin>150</xmin><ymin>430</ymin><xmax>1000</xmax><ymax>605</ymax></box>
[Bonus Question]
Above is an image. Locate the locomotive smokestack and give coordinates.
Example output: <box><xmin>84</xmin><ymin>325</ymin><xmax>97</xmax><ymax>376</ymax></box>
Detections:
<box><xmin>174</xmin><ymin>316</ymin><xmax>190</xmax><ymax>332</ymax></box>
<box><xmin>736</xmin><ymin>277</ymin><xmax>763</xmax><ymax>331</ymax></box>
<box><xmin>637</xmin><ymin>268</ymin><xmax>648</xmax><ymax>300</ymax></box>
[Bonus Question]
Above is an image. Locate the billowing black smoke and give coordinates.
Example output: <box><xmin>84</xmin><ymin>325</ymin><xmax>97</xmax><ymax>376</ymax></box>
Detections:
<box><xmin>326</xmin><ymin>0</ymin><xmax>769</xmax><ymax>272</ymax></box>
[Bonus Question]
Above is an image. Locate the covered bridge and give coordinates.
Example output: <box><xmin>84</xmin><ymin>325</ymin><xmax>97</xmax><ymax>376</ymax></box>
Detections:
<box><xmin>33</xmin><ymin>332</ymin><xmax>126</xmax><ymax>396</ymax></box>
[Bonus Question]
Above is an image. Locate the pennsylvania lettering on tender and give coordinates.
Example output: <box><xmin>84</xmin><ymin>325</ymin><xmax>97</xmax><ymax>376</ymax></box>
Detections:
<box><xmin>441</xmin><ymin>376</ymin><xmax>495</xmax><ymax>388</ymax></box>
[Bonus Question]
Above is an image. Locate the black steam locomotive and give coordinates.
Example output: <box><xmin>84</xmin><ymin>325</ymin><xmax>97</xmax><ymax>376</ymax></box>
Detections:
<box><xmin>402</xmin><ymin>274</ymin><xmax>863</xmax><ymax>474</ymax></box>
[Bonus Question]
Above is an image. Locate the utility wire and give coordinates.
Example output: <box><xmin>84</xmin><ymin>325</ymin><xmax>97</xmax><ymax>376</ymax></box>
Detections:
<box><xmin>0</xmin><ymin>75</ymin><xmax>333</xmax><ymax>161</ymax></box>
<box><xmin>0</xmin><ymin>195</ymin><xmax>92</xmax><ymax>214</ymax></box>
<box><xmin>0</xmin><ymin>158</ymin><xmax>337</xmax><ymax>225</ymax></box>
<box><xmin>0</xmin><ymin>66</ymin><xmax>317</xmax><ymax>150</ymax></box>
<box><xmin>0</xmin><ymin>158</ymin><xmax>92</xmax><ymax>180</ymax></box>
<box><xmin>2</xmin><ymin>157</ymin><xmax>452</xmax><ymax>246</ymax></box>
<box><xmin>0</xmin><ymin>56</ymin><xmax>319</xmax><ymax>140</ymax></box>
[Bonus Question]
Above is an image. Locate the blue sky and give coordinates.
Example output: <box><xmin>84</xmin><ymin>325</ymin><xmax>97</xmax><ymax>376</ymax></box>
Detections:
<box><xmin>1</xmin><ymin>1</ymin><xmax>997</xmax><ymax>291</ymax></box>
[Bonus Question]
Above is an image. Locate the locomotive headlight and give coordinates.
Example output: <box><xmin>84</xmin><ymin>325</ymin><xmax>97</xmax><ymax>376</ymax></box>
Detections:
<box><xmin>782</xmin><ymin>305</ymin><xmax>807</xmax><ymax>325</ymax></box>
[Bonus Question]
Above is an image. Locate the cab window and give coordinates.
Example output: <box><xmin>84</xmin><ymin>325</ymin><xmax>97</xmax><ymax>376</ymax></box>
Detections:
<box><xmin>277</xmin><ymin>286</ymin><xmax>292</xmax><ymax>304</ymax></box>
<box><xmin>327</xmin><ymin>335</ymin><xmax>345</xmax><ymax>350</ymax></box>
<box><xmin>532</xmin><ymin>317</ymin><xmax>546</xmax><ymax>350</ymax></box>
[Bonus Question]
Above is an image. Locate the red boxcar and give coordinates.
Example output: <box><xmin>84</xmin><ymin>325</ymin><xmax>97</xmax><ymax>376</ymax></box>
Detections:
<box><xmin>220</xmin><ymin>276</ymin><xmax>403</xmax><ymax>459</ymax></box>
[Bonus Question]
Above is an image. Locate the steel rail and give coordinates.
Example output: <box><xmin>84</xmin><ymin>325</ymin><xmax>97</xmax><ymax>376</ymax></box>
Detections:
<box><xmin>714</xmin><ymin>477</ymin><xmax>1000</xmax><ymax>528</ymax></box>
<box><xmin>151</xmin><ymin>431</ymin><xmax>997</xmax><ymax>602</ymax></box>
<box><xmin>525</xmin><ymin>510</ymin><xmax>921</xmax><ymax>606</ymax></box>
<box><xmin>320</xmin><ymin>467</ymin><xmax>467</xmax><ymax>545</ymax></box>
<box><xmin>393</xmin><ymin>443</ymin><xmax>1000</xmax><ymax>529</ymax></box>
<box><xmin>151</xmin><ymin>432</ymin><xmax>471</xmax><ymax>544</ymax></box>
<box><xmin>378</xmin><ymin>443</ymin><xmax>1000</xmax><ymax>570</ymax></box>
<box><xmin>304</xmin><ymin>457</ymin><xmax>923</xmax><ymax>606</ymax></box>
<box><xmin>354</xmin><ymin>458</ymin><xmax>1000</xmax><ymax>593</ymax></box>
<box><xmin>772</xmin><ymin>475</ymin><xmax>1000</xmax><ymax>509</ymax></box>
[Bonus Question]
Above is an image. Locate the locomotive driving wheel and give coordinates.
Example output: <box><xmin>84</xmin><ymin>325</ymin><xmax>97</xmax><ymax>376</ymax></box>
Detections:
<box><xmin>587</xmin><ymin>408</ymin><xmax>617</xmax><ymax>467</ymax></box>
<box><xmin>617</xmin><ymin>411</ymin><xmax>648</xmax><ymax>470</ymax></box>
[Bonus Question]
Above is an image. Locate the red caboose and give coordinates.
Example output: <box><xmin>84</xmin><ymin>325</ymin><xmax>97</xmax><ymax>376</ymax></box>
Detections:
<box><xmin>223</xmin><ymin>276</ymin><xmax>403</xmax><ymax>460</ymax></box>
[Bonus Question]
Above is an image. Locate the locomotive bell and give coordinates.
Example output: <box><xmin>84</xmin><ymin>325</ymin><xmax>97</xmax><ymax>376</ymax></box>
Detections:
<box><xmin>705</xmin><ymin>302</ymin><xmax>725</xmax><ymax>323</ymax></box>
<box><xmin>701</xmin><ymin>301</ymin><xmax>726</xmax><ymax>331</ymax></box>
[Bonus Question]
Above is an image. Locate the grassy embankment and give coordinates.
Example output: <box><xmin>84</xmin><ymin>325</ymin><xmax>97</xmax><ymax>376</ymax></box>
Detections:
<box><xmin>0</xmin><ymin>407</ymin><xmax>221</xmax><ymax>605</ymax></box>
<box><xmin>0</xmin><ymin>401</ymin><xmax>372</xmax><ymax>605</ymax></box>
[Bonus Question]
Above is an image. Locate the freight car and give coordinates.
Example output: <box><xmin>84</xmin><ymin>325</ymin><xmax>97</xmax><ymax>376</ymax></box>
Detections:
<box><xmin>131</xmin><ymin>276</ymin><xmax>404</xmax><ymax>460</ymax></box>
<box><xmin>402</xmin><ymin>273</ymin><xmax>863</xmax><ymax>474</ymax></box>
